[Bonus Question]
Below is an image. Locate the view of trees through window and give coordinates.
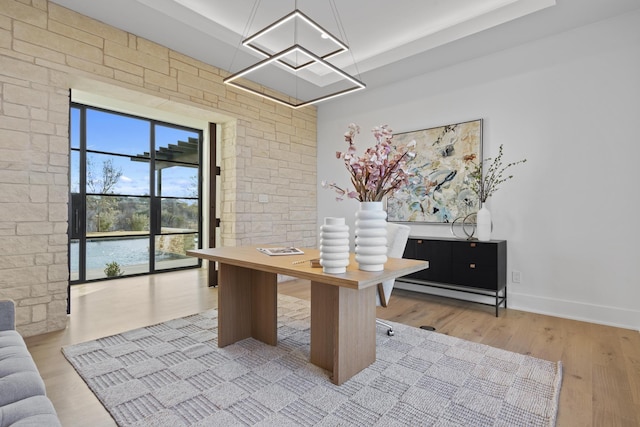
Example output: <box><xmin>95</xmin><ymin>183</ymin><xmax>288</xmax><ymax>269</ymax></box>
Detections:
<box><xmin>70</xmin><ymin>104</ymin><xmax>203</xmax><ymax>282</ymax></box>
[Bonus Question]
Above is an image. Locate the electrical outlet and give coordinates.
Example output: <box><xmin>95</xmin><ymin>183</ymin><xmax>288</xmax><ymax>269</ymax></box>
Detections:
<box><xmin>512</xmin><ymin>271</ymin><xmax>521</xmax><ymax>283</ymax></box>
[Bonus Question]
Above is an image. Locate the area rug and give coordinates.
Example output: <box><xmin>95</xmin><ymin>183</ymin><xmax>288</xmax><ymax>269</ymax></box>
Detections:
<box><xmin>62</xmin><ymin>295</ymin><xmax>562</xmax><ymax>426</ymax></box>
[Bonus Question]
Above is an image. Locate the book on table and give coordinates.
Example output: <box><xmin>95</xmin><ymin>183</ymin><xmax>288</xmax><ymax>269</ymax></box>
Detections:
<box><xmin>257</xmin><ymin>247</ymin><xmax>304</xmax><ymax>256</ymax></box>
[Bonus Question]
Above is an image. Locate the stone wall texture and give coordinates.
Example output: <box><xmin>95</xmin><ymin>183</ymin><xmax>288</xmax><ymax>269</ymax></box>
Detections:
<box><xmin>0</xmin><ymin>0</ymin><xmax>318</xmax><ymax>337</ymax></box>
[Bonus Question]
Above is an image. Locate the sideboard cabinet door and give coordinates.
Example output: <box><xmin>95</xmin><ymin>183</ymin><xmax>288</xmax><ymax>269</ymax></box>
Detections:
<box><xmin>450</xmin><ymin>241</ymin><xmax>504</xmax><ymax>290</ymax></box>
<box><xmin>419</xmin><ymin>239</ymin><xmax>452</xmax><ymax>283</ymax></box>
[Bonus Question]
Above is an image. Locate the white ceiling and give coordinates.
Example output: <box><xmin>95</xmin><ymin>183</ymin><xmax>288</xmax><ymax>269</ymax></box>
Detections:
<box><xmin>51</xmin><ymin>0</ymin><xmax>640</xmax><ymax>105</ymax></box>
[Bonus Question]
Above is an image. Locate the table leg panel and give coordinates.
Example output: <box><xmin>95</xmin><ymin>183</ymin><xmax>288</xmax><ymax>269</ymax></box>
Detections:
<box><xmin>334</xmin><ymin>285</ymin><xmax>376</xmax><ymax>385</ymax></box>
<box><xmin>218</xmin><ymin>264</ymin><xmax>278</xmax><ymax>347</ymax></box>
<box><xmin>310</xmin><ymin>282</ymin><xmax>336</xmax><ymax>372</ymax></box>
<box><xmin>310</xmin><ymin>282</ymin><xmax>376</xmax><ymax>385</ymax></box>
<box><xmin>250</xmin><ymin>270</ymin><xmax>278</xmax><ymax>346</ymax></box>
<box><xmin>218</xmin><ymin>264</ymin><xmax>253</xmax><ymax>347</ymax></box>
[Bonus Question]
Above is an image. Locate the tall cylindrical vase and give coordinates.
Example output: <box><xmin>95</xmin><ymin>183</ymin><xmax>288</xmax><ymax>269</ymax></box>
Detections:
<box><xmin>476</xmin><ymin>203</ymin><xmax>492</xmax><ymax>241</ymax></box>
<box><xmin>319</xmin><ymin>217</ymin><xmax>350</xmax><ymax>274</ymax></box>
<box><xmin>355</xmin><ymin>201</ymin><xmax>388</xmax><ymax>271</ymax></box>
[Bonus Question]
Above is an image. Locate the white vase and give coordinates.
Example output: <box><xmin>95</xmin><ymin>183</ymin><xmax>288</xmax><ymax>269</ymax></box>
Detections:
<box><xmin>476</xmin><ymin>203</ymin><xmax>492</xmax><ymax>241</ymax></box>
<box><xmin>355</xmin><ymin>201</ymin><xmax>388</xmax><ymax>271</ymax></box>
<box><xmin>319</xmin><ymin>217</ymin><xmax>350</xmax><ymax>274</ymax></box>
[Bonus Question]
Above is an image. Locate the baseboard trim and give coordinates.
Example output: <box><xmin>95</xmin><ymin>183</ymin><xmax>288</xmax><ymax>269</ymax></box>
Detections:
<box><xmin>394</xmin><ymin>281</ymin><xmax>639</xmax><ymax>331</ymax></box>
<box><xmin>508</xmin><ymin>291</ymin><xmax>639</xmax><ymax>331</ymax></box>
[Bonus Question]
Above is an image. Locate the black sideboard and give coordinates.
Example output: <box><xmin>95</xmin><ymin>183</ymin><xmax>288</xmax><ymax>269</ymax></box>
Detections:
<box><xmin>398</xmin><ymin>237</ymin><xmax>507</xmax><ymax>316</ymax></box>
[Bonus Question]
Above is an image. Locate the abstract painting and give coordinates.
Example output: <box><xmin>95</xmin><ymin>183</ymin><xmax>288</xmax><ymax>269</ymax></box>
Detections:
<box><xmin>387</xmin><ymin>119</ymin><xmax>482</xmax><ymax>223</ymax></box>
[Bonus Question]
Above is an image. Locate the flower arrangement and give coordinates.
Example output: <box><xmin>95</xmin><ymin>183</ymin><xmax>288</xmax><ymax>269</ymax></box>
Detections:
<box><xmin>322</xmin><ymin>123</ymin><xmax>416</xmax><ymax>202</ymax></box>
<box><xmin>465</xmin><ymin>144</ymin><xmax>526</xmax><ymax>204</ymax></box>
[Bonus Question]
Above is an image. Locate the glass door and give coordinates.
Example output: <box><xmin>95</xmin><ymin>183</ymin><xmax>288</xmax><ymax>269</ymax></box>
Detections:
<box><xmin>70</xmin><ymin>105</ymin><xmax>202</xmax><ymax>283</ymax></box>
<box><xmin>152</xmin><ymin>123</ymin><xmax>201</xmax><ymax>271</ymax></box>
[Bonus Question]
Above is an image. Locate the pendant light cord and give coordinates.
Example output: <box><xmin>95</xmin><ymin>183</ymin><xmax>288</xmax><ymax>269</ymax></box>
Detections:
<box><xmin>329</xmin><ymin>0</ymin><xmax>362</xmax><ymax>80</ymax></box>
<box><xmin>227</xmin><ymin>0</ymin><xmax>261</xmax><ymax>74</ymax></box>
<box><xmin>294</xmin><ymin>0</ymin><xmax>299</xmax><ymax>103</ymax></box>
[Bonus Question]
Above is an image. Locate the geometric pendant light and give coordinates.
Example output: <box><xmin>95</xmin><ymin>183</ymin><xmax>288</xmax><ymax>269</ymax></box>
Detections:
<box><xmin>223</xmin><ymin>8</ymin><xmax>365</xmax><ymax>109</ymax></box>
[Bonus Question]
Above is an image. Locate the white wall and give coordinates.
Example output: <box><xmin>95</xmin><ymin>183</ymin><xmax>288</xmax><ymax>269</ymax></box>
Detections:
<box><xmin>317</xmin><ymin>10</ymin><xmax>640</xmax><ymax>330</ymax></box>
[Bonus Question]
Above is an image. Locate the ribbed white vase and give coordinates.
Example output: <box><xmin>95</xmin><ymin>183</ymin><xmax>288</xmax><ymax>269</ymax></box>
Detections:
<box><xmin>355</xmin><ymin>201</ymin><xmax>388</xmax><ymax>271</ymax></box>
<box><xmin>476</xmin><ymin>203</ymin><xmax>492</xmax><ymax>241</ymax></box>
<box><xmin>319</xmin><ymin>217</ymin><xmax>350</xmax><ymax>274</ymax></box>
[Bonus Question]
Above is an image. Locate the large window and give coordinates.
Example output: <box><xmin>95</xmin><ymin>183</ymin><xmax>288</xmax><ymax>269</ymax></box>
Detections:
<box><xmin>70</xmin><ymin>105</ymin><xmax>203</xmax><ymax>282</ymax></box>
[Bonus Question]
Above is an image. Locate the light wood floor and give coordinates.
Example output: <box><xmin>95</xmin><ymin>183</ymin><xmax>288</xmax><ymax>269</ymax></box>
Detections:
<box><xmin>25</xmin><ymin>269</ymin><xmax>639</xmax><ymax>427</ymax></box>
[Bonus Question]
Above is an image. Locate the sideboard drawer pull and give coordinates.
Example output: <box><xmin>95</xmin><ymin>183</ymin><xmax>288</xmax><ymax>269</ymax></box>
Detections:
<box><xmin>470</xmin><ymin>263</ymin><xmax>476</xmax><ymax>269</ymax></box>
<box><xmin>470</xmin><ymin>242</ymin><xmax>477</xmax><ymax>248</ymax></box>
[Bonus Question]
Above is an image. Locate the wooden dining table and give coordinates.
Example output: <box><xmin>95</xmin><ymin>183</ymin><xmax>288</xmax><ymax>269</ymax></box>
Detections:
<box><xmin>187</xmin><ymin>246</ymin><xmax>428</xmax><ymax>385</ymax></box>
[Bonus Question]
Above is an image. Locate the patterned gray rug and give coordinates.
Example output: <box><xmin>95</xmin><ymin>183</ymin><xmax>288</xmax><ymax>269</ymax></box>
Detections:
<box><xmin>62</xmin><ymin>295</ymin><xmax>562</xmax><ymax>426</ymax></box>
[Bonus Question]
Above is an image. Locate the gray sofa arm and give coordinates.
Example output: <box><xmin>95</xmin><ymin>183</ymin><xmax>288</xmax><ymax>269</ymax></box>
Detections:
<box><xmin>0</xmin><ymin>299</ymin><xmax>16</xmax><ymax>331</ymax></box>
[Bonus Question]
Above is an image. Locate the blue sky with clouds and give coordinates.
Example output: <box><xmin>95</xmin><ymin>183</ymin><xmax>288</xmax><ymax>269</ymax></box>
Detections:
<box><xmin>71</xmin><ymin>107</ymin><xmax>200</xmax><ymax>198</ymax></box>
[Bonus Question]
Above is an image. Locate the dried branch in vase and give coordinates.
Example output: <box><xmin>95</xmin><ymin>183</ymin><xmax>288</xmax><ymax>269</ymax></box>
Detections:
<box><xmin>465</xmin><ymin>144</ymin><xmax>527</xmax><ymax>204</ymax></box>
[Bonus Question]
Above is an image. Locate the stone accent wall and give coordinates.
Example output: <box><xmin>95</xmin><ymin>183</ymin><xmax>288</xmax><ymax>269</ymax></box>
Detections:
<box><xmin>0</xmin><ymin>0</ymin><xmax>318</xmax><ymax>336</ymax></box>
